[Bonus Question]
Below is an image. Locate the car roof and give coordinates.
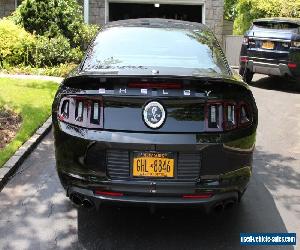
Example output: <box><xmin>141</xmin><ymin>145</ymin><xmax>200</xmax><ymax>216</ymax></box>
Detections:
<box><xmin>254</xmin><ymin>17</ymin><xmax>300</xmax><ymax>25</ymax></box>
<box><xmin>105</xmin><ymin>18</ymin><xmax>209</xmax><ymax>31</ymax></box>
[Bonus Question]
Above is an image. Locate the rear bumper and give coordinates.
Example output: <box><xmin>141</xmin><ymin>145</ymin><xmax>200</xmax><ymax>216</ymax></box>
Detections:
<box><xmin>247</xmin><ymin>60</ymin><xmax>292</xmax><ymax>76</ymax></box>
<box><xmin>68</xmin><ymin>185</ymin><xmax>239</xmax><ymax>210</ymax></box>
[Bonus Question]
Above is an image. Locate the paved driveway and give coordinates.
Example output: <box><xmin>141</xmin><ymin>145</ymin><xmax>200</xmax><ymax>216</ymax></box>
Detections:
<box><xmin>0</xmin><ymin>75</ymin><xmax>299</xmax><ymax>250</ymax></box>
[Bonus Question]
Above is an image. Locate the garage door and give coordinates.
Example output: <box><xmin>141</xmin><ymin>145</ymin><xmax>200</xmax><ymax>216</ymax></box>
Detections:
<box><xmin>109</xmin><ymin>3</ymin><xmax>203</xmax><ymax>23</ymax></box>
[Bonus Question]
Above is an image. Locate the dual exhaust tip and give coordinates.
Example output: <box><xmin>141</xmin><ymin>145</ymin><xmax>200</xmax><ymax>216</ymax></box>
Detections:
<box><xmin>69</xmin><ymin>193</ymin><xmax>94</xmax><ymax>209</ymax></box>
<box><xmin>212</xmin><ymin>198</ymin><xmax>236</xmax><ymax>213</ymax></box>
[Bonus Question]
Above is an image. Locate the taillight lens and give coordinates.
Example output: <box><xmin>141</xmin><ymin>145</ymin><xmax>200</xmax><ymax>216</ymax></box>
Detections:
<box><xmin>224</xmin><ymin>103</ymin><xmax>236</xmax><ymax>130</ymax></box>
<box><xmin>240</xmin><ymin>56</ymin><xmax>249</xmax><ymax>63</ymax></box>
<box><xmin>243</xmin><ymin>37</ymin><xmax>249</xmax><ymax>45</ymax></box>
<box><xmin>58</xmin><ymin>96</ymin><xmax>103</xmax><ymax>128</ymax></box>
<box><xmin>60</xmin><ymin>100</ymin><xmax>69</xmax><ymax>119</ymax></box>
<box><xmin>208</xmin><ymin>104</ymin><xmax>221</xmax><ymax>129</ymax></box>
<box><xmin>206</xmin><ymin>101</ymin><xmax>252</xmax><ymax>131</ymax></box>
<box><xmin>288</xmin><ymin>63</ymin><xmax>297</xmax><ymax>69</ymax></box>
<box><xmin>291</xmin><ymin>41</ymin><xmax>300</xmax><ymax>48</ymax></box>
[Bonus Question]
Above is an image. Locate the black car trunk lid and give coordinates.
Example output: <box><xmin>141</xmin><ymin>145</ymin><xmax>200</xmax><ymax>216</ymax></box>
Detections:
<box><xmin>62</xmin><ymin>75</ymin><xmax>251</xmax><ymax>133</ymax></box>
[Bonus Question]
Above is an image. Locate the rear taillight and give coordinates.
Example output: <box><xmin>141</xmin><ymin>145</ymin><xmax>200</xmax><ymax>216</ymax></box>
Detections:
<box><xmin>243</xmin><ymin>37</ymin><xmax>249</xmax><ymax>45</ymax></box>
<box><xmin>288</xmin><ymin>63</ymin><xmax>297</xmax><ymax>69</ymax></box>
<box><xmin>206</xmin><ymin>101</ymin><xmax>253</xmax><ymax>131</ymax></box>
<box><xmin>291</xmin><ymin>41</ymin><xmax>300</xmax><ymax>48</ymax></box>
<box><xmin>240</xmin><ymin>56</ymin><xmax>249</xmax><ymax>63</ymax></box>
<box><xmin>224</xmin><ymin>102</ymin><xmax>237</xmax><ymax>130</ymax></box>
<box><xmin>58</xmin><ymin>96</ymin><xmax>103</xmax><ymax>128</ymax></box>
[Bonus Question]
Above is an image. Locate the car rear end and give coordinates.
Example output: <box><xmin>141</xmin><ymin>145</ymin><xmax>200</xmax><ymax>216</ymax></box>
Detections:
<box><xmin>240</xmin><ymin>19</ymin><xmax>300</xmax><ymax>81</ymax></box>
<box><xmin>53</xmin><ymin>19</ymin><xmax>258</xmax><ymax>211</ymax></box>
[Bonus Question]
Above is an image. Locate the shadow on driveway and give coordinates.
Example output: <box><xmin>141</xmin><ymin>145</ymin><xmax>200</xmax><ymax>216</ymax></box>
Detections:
<box><xmin>250</xmin><ymin>75</ymin><xmax>300</xmax><ymax>94</ymax></box>
<box><xmin>76</xmin><ymin>175</ymin><xmax>292</xmax><ymax>250</ymax></box>
<box><xmin>0</xmin><ymin>133</ymin><xmax>295</xmax><ymax>250</ymax></box>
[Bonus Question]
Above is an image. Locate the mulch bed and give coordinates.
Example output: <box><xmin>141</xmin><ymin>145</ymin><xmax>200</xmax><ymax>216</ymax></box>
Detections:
<box><xmin>0</xmin><ymin>107</ymin><xmax>22</xmax><ymax>149</ymax></box>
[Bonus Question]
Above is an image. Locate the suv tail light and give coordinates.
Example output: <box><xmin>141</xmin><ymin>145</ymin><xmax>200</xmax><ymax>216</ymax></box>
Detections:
<box><xmin>243</xmin><ymin>37</ymin><xmax>249</xmax><ymax>45</ymax></box>
<box><xmin>58</xmin><ymin>96</ymin><xmax>103</xmax><ymax>128</ymax></box>
<box><xmin>291</xmin><ymin>41</ymin><xmax>300</xmax><ymax>48</ymax></box>
<box><xmin>240</xmin><ymin>56</ymin><xmax>249</xmax><ymax>63</ymax></box>
<box><xmin>288</xmin><ymin>63</ymin><xmax>297</xmax><ymax>69</ymax></box>
<box><xmin>206</xmin><ymin>101</ymin><xmax>253</xmax><ymax>131</ymax></box>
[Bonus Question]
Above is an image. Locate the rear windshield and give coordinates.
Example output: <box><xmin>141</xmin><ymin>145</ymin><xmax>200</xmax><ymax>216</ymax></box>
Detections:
<box><xmin>82</xmin><ymin>27</ymin><xmax>230</xmax><ymax>75</ymax></box>
<box><xmin>253</xmin><ymin>21</ymin><xmax>299</xmax><ymax>30</ymax></box>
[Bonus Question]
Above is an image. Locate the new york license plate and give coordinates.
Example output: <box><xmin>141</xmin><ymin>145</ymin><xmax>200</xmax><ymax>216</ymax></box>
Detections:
<box><xmin>133</xmin><ymin>152</ymin><xmax>175</xmax><ymax>178</ymax></box>
<box><xmin>262</xmin><ymin>41</ymin><xmax>275</xmax><ymax>50</ymax></box>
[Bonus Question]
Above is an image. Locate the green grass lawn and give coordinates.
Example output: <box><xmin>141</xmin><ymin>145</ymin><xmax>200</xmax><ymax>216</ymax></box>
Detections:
<box><xmin>0</xmin><ymin>78</ymin><xmax>59</xmax><ymax>167</ymax></box>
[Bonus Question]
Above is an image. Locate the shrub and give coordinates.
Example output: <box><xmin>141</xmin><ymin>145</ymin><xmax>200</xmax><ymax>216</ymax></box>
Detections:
<box><xmin>1</xmin><ymin>63</ymin><xmax>77</xmax><ymax>77</ymax></box>
<box><xmin>13</xmin><ymin>0</ymin><xmax>98</xmax><ymax>49</ymax></box>
<box><xmin>0</xmin><ymin>19</ymin><xmax>35</xmax><ymax>67</ymax></box>
<box><xmin>76</xmin><ymin>23</ymin><xmax>100</xmax><ymax>50</ymax></box>
<box><xmin>33</xmin><ymin>35</ymin><xmax>83</xmax><ymax>67</ymax></box>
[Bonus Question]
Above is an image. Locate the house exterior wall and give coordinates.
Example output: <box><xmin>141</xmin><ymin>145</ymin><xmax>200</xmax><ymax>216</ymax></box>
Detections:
<box><xmin>89</xmin><ymin>0</ymin><xmax>225</xmax><ymax>42</ymax></box>
<box><xmin>0</xmin><ymin>0</ymin><xmax>225</xmax><ymax>43</ymax></box>
<box><xmin>0</xmin><ymin>0</ymin><xmax>15</xmax><ymax>19</ymax></box>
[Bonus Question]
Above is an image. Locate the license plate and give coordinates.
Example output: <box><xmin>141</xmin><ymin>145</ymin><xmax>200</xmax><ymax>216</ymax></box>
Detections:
<box><xmin>133</xmin><ymin>152</ymin><xmax>175</xmax><ymax>178</ymax></box>
<box><xmin>262</xmin><ymin>41</ymin><xmax>274</xmax><ymax>50</ymax></box>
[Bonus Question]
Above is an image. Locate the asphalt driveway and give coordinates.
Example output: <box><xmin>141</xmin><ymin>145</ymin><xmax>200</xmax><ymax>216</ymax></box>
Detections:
<box><xmin>0</xmin><ymin>74</ymin><xmax>299</xmax><ymax>250</ymax></box>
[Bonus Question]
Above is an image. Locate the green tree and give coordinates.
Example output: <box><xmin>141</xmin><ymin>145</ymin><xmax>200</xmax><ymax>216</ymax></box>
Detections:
<box><xmin>14</xmin><ymin>0</ymin><xmax>85</xmax><ymax>48</ymax></box>
<box><xmin>224</xmin><ymin>0</ymin><xmax>238</xmax><ymax>21</ymax></box>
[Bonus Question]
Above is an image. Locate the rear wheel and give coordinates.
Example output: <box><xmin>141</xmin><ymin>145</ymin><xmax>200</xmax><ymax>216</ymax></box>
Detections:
<box><xmin>242</xmin><ymin>69</ymin><xmax>254</xmax><ymax>84</ymax></box>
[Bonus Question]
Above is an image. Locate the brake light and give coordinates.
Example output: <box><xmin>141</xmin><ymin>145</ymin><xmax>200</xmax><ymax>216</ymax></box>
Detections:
<box><xmin>243</xmin><ymin>37</ymin><xmax>249</xmax><ymax>45</ymax></box>
<box><xmin>205</xmin><ymin>101</ymin><xmax>253</xmax><ymax>131</ymax></box>
<box><xmin>240</xmin><ymin>56</ymin><xmax>249</xmax><ymax>63</ymax></box>
<box><xmin>58</xmin><ymin>96</ymin><xmax>103</xmax><ymax>128</ymax></box>
<box><xmin>128</xmin><ymin>82</ymin><xmax>182</xmax><ymax>89</ymax></box>
<box><xmin>288</xmin><ymin>63</ymin><xmax>297</xmax><ymax>69</ymax></box>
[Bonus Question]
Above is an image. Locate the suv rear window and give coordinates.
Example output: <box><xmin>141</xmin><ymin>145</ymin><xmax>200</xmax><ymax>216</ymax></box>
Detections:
<box><xmin>253</xmin><ymin>21</ymin><xmax>299</xmax><ymax>30</ymax></box>
<box><xmin>82</xmin><ymin>27</ymin><xmax>230</xmax><ymax>75</ymax></box>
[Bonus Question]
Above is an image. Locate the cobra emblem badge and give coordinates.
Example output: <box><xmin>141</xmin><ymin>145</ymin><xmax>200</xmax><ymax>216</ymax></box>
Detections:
<box><xmin>143</xmin><ymin>101</ymin><xmax>166</xmax><ymax>129</ymax></box>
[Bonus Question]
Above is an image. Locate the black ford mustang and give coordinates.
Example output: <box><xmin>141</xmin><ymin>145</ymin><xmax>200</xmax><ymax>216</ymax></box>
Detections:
<box><xmin>52</xmin><ymin>19</ymin><xmax>258</xmax><ymax>212</ymax></box>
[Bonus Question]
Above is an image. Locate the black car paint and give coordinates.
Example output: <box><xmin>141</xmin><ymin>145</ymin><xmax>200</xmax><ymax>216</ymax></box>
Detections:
<box><xmin>240</xmin><ymin>18</ymin><xmax>300</xmax><ymax>81</ymax></box>
<box><xmin>52</xmin><ymin>19</ymin><xmax>258</xmax><ymax>210</ymax></box>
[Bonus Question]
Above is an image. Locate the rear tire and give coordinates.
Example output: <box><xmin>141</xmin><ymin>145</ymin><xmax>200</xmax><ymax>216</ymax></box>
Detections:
<box><xmin>242</xmin><ymin>69</ymin><xmax>254</xmax><ymax>84</ymax></box>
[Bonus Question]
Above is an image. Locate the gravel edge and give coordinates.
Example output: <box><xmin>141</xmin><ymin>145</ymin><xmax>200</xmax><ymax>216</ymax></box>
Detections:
<box><xmin>0</xmin><ymin>116</ymin><xmax>52</xmax><ymax>191</ymax></box>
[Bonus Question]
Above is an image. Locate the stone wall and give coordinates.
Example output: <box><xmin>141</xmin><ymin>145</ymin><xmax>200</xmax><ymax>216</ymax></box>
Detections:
<box><xmin>0</xmin><ymin>0</ymin><xmax>15</xmax><ymax>19</ymax></box>
<box><xmin>204</xmin><ymin>0</ymin><xmax>224</xmax><ymax>43</ymax></box>
<box><xmin>89</xmin><ymin>0</ymin><xmax>106</xmax><ymax>25</ymax></box>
